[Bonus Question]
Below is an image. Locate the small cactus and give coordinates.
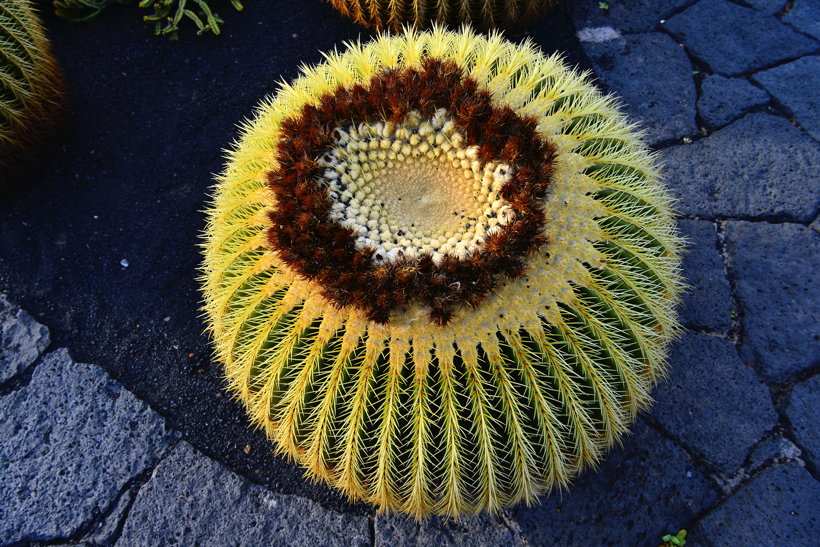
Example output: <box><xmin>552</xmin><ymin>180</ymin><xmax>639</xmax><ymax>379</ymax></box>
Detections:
<box><xmin>328</xmin><ymin>0</ymin><xmax>558</xmax><ymax>31</ymax></box>
<box><xmin>202</xmin><ymin>27</ymin><xmax>683</xmax><ymax>518</ymax></box>
<box><xmin>0</xmin><ymin>0</ymin><xmax>64</xmax><ymax>187</ymax></box>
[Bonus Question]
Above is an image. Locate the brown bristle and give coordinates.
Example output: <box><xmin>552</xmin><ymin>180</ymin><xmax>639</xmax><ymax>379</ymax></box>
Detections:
<box><xmin>266</xmin><ymin>59</ymin><xmax>558</xmax><ymax>324</ymax></box>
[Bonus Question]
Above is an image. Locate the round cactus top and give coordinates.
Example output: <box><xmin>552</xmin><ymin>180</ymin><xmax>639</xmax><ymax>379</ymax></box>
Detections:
<box><xmin>202</xmin><ymin>27</ymin><xmax>683</xmax><ymax>517</ymax></box>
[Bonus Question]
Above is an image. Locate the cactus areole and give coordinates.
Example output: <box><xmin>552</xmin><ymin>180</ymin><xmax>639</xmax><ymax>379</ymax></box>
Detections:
<box><xmin>202</xmin><ymin>28</ymin><xmax>684</xmax><ymax>518</ymax></box>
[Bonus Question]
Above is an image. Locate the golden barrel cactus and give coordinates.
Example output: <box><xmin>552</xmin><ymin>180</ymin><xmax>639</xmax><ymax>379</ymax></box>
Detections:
<box><xmin>1</xmin><ymin>0</ymin><xmax>64</xmax><ymax>185</ymax></box>
<box><xmin>328</xmin><ymin>0</ymin><xmax>558</xmax><ymax>31</ymax></box>
<box><xmin>202</xmin><ymin>27</ymin><xmax>683</xmax><ymax>518</ymax></box>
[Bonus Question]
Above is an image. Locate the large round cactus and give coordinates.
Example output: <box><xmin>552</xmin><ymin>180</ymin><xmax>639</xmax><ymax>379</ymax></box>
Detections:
<box><xmin>0</xmin><ymin>0</ymin><xmax>63</xmax><ymax>185</ymax></box>
<box><xmin>202</xmin><ymin>27</ymin><xmax>683</xmax><ymax>517</ymax></box>
<box><xmin>328</xmin><ymin>0</ymin><xmax>558</xmax><ymax>31</ymax></box>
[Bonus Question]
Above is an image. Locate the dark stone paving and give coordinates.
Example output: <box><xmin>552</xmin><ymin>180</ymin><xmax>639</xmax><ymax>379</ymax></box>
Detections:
<box><xmin>747</xmin><ymin>434</ymin><xmax>803</xmax><ymax>475</ymax></box>
<box><xmin>676</xmin><ymin>220</ymin><xmax>732</xmax><ymax>333</ymax></box>
<box><xmin>697</xmin><ymin>75</ymin><xmax>770</xmax><ymax>129</ymax></box>
<box><xmin>512</xmin><ymin>420</ymin><xmax>718</xmax><ymax>546</ymax></box>
<box><xmin>1</xmin><ymin>0</ymin><xmax>818</xmax><ymax>544</ymax></box>
<box><xmin>118</xmin><ymin>443</ymin><xmax>370</xmax><ymax>546</ymax></box>
<box><xmin>753</xmin><ymin>55</ymin><xmax>820</xmax><ymax>141</ymax></box>
<box><xmin>663</xmin><ymin>0</ymin><xmax>817</xmax><ymax>76</ymax></box>
<box><xmin>374</xmin><ymin>514</ymin><xmax>518</xmax><ymax>546</ymax></box>
<box><xmin>692</xmin><ymin>463</ymin><xmax>820</xmax><ymax>546</ymax></box>
<box><xmin>0</xmin><ymin>349</ymin><xmax>175</xmax><ymax>544</ymax></box>
<box><xmin>569</xmin><ymin>0</ymin><xmax>692</xmax><ymax>33</ymax></box>
<box><xmin>579</xmin><ymin>32</ymin><xmax>697</xmax><ymax>144</ymax></box>
<box><xmin>744</xmin><ymin>0</ymin><xmax>787</xmax><ymax>16</ymax></box>
<box><xmin>664</xmin><ymin>114</ymin><xmax>820</xmax><ymax>221</ymax></box>
<box><xmin>725</xmin><ymin>221</ymin><xmax>819</xmax><ymax>382</ymax></box>
<box><xmin>653</xmin><ymin>332</ymin><xmax>778</xmax><ymax>475</ymax></box>
<box><xmin>787</xmin><ymin>376</ymin><xmax>820</xmax><ymax>468</ymax></box>
<box><xmin>783</xmin><ymin>0</ymin><xmax>820</xmax><ymax>41</ymax></box>
<box><xmin>0</xmin><ymin>294</ymin><xmax>50</xmax><ymax>384</ymax></box>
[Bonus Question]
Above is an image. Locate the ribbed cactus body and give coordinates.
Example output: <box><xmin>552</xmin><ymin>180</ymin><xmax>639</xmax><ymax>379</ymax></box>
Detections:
<box><xmin>0</xmin><ymin>0</ymin><xmax>63</xmax><ymax>184</ymax></box>
<box><xmin>329</xmin><ymin>0</ymin><xmax>557</xmax><ymax>30</ymax></box>
<box><xmin>202</xmin><ymin>27</ymin><xmax>683</xmax><ymax>517</ymax></box>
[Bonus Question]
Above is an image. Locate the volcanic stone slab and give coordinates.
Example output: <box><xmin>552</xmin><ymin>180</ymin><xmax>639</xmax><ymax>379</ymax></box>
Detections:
<box><xmin>748</xmin><ymin>435</ymin><xmax>803</xmax><ymax>474</ymax></box>
<box><xmin>0</xmin><ymin>294</ymin><xmax>50</xmax><ymax>383</ymax></box>
<box><xmin>753</xmin><ymin>56</ymin><xmax>820</xmax><ymax>141</ymax></box>
<box><xmin>693</xmin><ymin>463</ymin><xmax>820</xmax><ymax>544</ymax></box>
<box><xmin>569</xmin><ymin>0</ymin><xmax>692</xmax><ymax>33</ymax></box>
<box><xmin>375</xmin><ymin>514</ymin><xmax>518</xmax><ymax>546</ymax></box>
<box><xmin>783</xmin><ymin>0</ymin><xmax>820</xmax><ymax>41</ymax></box>
<box><xmin>581</xmin><ymin>32</ymin><xmax>697</xmax><ymax>144</ymax></box>
<box><xmin>677</xmin><ymin>220</ymin><xmax>732</xmax><ymax>332</ymax></box>
<box><xmin>0</xmin><ymin>349</ymin><xmax>175</xmax><ymax>544</ymax></box>
<box><xmin>81</xmin><ymin>489</ymin><xmax>136</xmax><ymax>546</ymax></box>
<box><xmin>512</xmin><ymin>420</ymin><xmax>717</xmax><ymax>546</ymax></box>
<box><xmin>664</xmin><ymin>114</ymin><xmax>820</xmax><ymax>221</ymax></box>
<box><xmin>653</xmin><ymin>332</ymin><xmax>778</xmax><ymax>474</ymax></box>
<box><xmin>663</xmin><ymin>0</ymin><xmax>817</xmax><ymax>76</ymax></box>
<box><xmin>786</xmin><ymin>376</ymin><xmax>820</xmax><ymax>468</ymax></box>
<box><xmin>725</xmin><ymin>222</ymin><xmax>819</xmax><ymax>381</ymax></box>
<box><xmin>118</xmin><ymin>442</ymin><xmax>369</xmax><ymax>546</ymax></box>
<box><xmin>744</xmin><ymin>0</ymin><xmax>787</xmax><ymax>15</ymax></box>
<box><xmin>697</xmin><ymin>75</ymin><xmax>770</xmax><ymax>129</ymax></box>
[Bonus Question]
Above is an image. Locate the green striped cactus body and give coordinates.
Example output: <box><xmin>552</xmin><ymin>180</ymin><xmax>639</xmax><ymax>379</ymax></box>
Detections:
<box><xmin>202</xmin><ymin>27</ymin><xmax>684</xmax><ymax>518</ymax></box>
<box><xmin>1</xmin><ymin>0</ymin><xmax>63</xmax><ymax>185</ymax></box>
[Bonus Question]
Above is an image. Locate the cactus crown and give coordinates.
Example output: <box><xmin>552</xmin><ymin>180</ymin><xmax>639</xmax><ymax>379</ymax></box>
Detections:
<box><xmin>0</xmin><ymin>0</ymin><xmax>63</xmax><ymax>183</ymax></box>
<box><xmin>328</xmin><ymin>0</ymin><xmax>558</xmax><ymax>31</ymax></box>
<box><xmin>202</xmin><ymin>27</ymin><xmax>683</xmax><ymax>518</ymax></box>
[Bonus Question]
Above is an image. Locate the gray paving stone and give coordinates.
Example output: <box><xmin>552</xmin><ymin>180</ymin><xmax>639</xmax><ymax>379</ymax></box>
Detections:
<box><xmin>581</xmin><ymin>32</ymin><xmax>697</xmax><ymax>144</ymax></box>
<box><xmin>0</xmin><ymin>294</ymin><xmax>50</xmax><ymax>383</ymax></box>
<box><xmin>117</xmin><ymin>442</ymin><xmax>369</xmax><ymax>546</ymax></box>
<box><xmin>783</xmin><ymin>0</ymin><xmax>820</xmax><ymax>41</ymax></box>
<box><xmin>725</xmin><ymin>222</ymin><xmax>820</xmax><ymax>382</ymax></box>
<box><xmin>569</xmin><ymin>0</ymin><xmax>692</xmax><ymax>33</ymax></box>
<box><xmin>748</xmin><ymin>435</ymin><xmax>803</xmax><ymax>474</ymax></box>
<box><xmin>664</xmin><ymin>114</ymin><xmax>820</xmax><ymax>221</ymax></box>
<box><xmin>511</xmin><ymin>420</ymin><xmax>718</xmax><ymax>546</ymax></box>
<box><xmin>81</xmin><ymin>488</ymin><xmax>136</xmax><ymax>546</ymax></box>
<box><xmin>693</xmin><ymin>463</ymin><xmax>820</xmax><ymax>545</ymax></box>
<box><xmin>677</xmin><ymin>220</ymin><xmax>732</xmax><ymax>332</ymax></box>
<box><xmin>743</xmin><ymin>0</ymin><xmax>787</xmax><ymax>15</ymax></box>
<box><xmin>0</xmin><ymin>349</ymin><xmax>175</xmax><ymax>544</ymax></box>
<box><xmin>697</xmin><ymin>74</ymin><xmax>770</xmax><ymax>129</ymax></box>
<box><xmin>786</xmin><ymin>375</ymin><xmax>820</xmax><ymax>468</ymax></box>
<box><xmin>753</xmin><ymin>56</ymin><xmax>820</xmax><ymax>141</ymax></box>
<box><xmin>663</xmin><ymin>0</ymin><xmax>818</xmax><ymax>76</ymax></box>
<box><xmin>375</xmin><ymin>513</ymin><xmax>517</xmax><ymax>546</ymax></box>
<box><xmin>653</xmin><ymin>332</ymin><xmax>778</xmax><ymax>475</ymax></box>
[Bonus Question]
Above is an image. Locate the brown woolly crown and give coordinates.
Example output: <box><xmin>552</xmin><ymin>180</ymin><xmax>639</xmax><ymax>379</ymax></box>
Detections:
<box><xmin>268</xmin><ymin>59</ymin><xmax>557</xmax><ymax>325</ymax></box>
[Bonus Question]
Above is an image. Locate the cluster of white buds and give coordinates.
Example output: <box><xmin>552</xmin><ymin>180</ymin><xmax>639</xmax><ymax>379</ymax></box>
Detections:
<box><xmin>317</xmin><ymin>109</ymin><xmax>516</xmax><ymax>265</ymax></box>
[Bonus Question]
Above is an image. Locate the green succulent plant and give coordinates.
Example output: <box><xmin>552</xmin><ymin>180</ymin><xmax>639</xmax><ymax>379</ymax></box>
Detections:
<box><xmin>202</xmin><ymin>27</ymin><xmax>683</xmax><ymax>517</ymax></box>
<box><xmin>1</xmin><ymin>0</ymin><xmax>64</xmax><ymax>186</ymax></box>
<box><xmin>53</xmin><ymin>0</ymin><xmax>244</xmax><ymax>37</ymax></box>
<box><xmin>328</xmin><ymin>0</ymin><xmax>558</xmax><ymax>31</ymax></box>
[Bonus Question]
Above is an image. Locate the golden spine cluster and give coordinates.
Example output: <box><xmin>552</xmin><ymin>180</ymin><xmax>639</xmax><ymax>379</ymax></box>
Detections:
<box><xmin>202</xmin><ymin>27</ymin><xmax>683</xmax><ymax>518</ymax></box>
<box><xmin>0</xmin><ymin>0</ymin><xmax>63</xmax><ymax>185</ymax></box>
<box><xmin>328</xmin><ymin>0</ymin><xmax>557</xmax><ymax>31</ymax></box>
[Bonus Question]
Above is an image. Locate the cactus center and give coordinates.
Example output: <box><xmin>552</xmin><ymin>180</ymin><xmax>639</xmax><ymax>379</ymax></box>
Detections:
<box><xmin>267</xmin><ymin>58</ymin><xmax>558</xmax><ymax>324</ymax></box>
<box><xmin>318</xmin><ymin>109</ymin><xmax>516</xmax><ymax>265</ymax></box>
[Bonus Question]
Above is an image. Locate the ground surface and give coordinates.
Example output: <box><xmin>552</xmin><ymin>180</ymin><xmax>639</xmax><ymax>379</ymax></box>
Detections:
<box><xmin>0</xmin><ymin>0</ymin><xmax>818</xmax><ymax>545</ymax></box>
